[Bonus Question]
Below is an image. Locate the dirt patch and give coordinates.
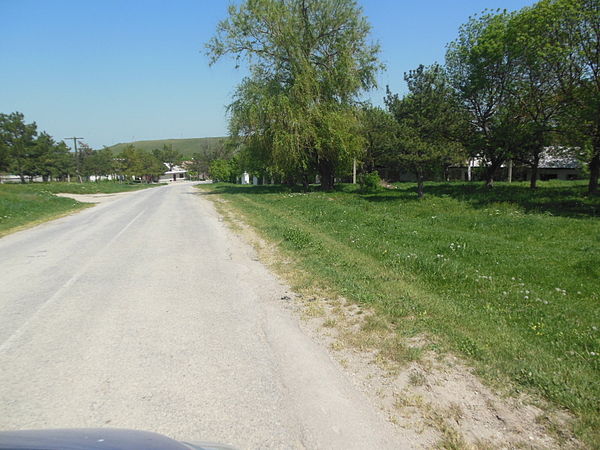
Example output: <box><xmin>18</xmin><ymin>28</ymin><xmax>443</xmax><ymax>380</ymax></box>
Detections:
<box><xmin>203</xmin><ymin>192</ymin><xmax>581</xmax><ymax>449</ymax></box>
<box><xmin>294</xmin><ymin>294</ymin><xmax>579</xmax><ymax>449</ymax></box>
<box><xmin>55</xmin><ymin>191</ymin><xmax>138</xmax><ymax>204</ymax></box>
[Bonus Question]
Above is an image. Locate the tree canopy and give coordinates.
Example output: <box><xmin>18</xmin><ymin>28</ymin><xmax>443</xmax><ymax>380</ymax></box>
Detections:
<box><xmin>207</xmin><ymin>0</ymin><xmax>382</xmax><ymax>190</ymax></box>
<box><xmin>385</xmin><ymin>64</ymin><xmax>466</xmax><ymax>197</ymax></box>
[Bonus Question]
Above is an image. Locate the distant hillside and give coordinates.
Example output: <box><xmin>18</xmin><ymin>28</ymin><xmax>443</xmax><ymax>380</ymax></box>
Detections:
<box><xmin>105</xmin><ymin>137</ymin><xmax>228</xmax><ymax>159</ymax></box>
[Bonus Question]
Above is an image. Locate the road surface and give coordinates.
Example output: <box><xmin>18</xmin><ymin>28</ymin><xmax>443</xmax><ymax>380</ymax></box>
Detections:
<box><xmin>0</xmin><ymin>182</ymin><xmax>406</xmax><ymax>449</ymax></box>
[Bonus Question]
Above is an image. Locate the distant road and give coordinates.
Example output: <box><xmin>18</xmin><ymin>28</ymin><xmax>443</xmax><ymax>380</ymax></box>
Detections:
<box><xmin>0</xmin><ymin>182</ymin><xmax>405</xmax><ymax>449</ymax></box>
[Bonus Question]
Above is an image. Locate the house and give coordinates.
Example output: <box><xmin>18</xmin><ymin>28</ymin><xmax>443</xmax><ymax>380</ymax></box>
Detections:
<box><xmin>448</xmin><ymin>148</ymin><xmax>583</xmax><ymax>182</ymax></box>
<box><xmin>535</xmin><ymin>151</ymin><xmax>581</xmax><ymax>180</ymax></box>
<box><xmin>159</xmin><ymin>163</ymin><xmax>188</xmax><ymax>182</ymax></box>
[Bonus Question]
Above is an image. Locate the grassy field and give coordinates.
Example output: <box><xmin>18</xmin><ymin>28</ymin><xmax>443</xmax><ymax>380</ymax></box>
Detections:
<box><xmin>0</xmin><ymin>181</ymin><xmax>156</xmax><ymax>236</ymax></box>
<box><xmin>105</xmin><ymin>137</ymin><xmax>226</xmax><ymax>158</ymax></box>
<box><xmin>198</xmin><ymin>180</ymin><xmax>599</xmax><ymax>445</ymax></box>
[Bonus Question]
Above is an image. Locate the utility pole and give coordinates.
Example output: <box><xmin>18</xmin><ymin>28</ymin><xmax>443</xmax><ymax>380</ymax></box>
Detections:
<box><xmin>65</xmin><ymin>137</ymin><xmax>84</xmax><ymax>182</ymax></box>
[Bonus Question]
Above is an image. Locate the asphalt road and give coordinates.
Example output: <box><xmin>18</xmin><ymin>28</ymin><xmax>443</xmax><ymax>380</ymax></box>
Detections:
<box><xmin>0</xmin><ymin>182</ymin><xmax>405</xmax><ymax>449</ymax></box>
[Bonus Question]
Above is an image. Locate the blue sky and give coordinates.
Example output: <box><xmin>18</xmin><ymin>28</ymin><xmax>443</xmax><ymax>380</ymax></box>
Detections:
<box><xmin>0</xmin><ymin>0</ymin><xmax>534</xmax><ymax>149</ymax></box>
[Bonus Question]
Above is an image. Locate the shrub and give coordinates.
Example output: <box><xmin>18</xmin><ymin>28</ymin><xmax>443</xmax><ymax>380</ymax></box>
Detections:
<box><xmin>209</xmin><ymin>159</ymin><xmax>233</xmax><ymax>182</ymax></box>
<box><xmin>359</xmin><ymin>171</ymin><xmax>381</xmax><ymax>192</ymax></box>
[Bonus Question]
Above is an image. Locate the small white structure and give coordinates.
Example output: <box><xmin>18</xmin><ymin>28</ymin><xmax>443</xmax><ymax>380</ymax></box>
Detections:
<box><xmin>159</xmin><ymin>163</ymin><xmax>188</xmax><ymax>182</ymax></box>
<box><xmin>241</xmin><ymin>172</ymin><xmax>250</xmax><ymax>184</ymax></box>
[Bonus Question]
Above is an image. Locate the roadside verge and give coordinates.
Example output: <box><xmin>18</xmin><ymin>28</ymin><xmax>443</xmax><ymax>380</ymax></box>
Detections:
<box><xmin>196</xmin><ymin>184</ymin><xmax>584</xmax><ymax>449</ymax></box>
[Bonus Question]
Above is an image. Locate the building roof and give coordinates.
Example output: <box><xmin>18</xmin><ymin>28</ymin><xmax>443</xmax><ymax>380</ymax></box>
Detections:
<box><xmin>463</xmin><ymin>147</ymin><xmax>582</xmax><ymax>169</ymax></box>
<box><xmin>538</xmin><ymin>149</ymin><xmax>581</xmax><ymax>169</ymax></box>
<box><xmin>163</xmin><ymin>163</ymin><xmax>187</xmax><ymax>174</ymax></box>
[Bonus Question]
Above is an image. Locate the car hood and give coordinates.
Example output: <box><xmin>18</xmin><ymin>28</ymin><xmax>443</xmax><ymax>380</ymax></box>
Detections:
<box><xmin>0</xmin><ymin>428</ymin><xmax>236</xmax><ymax>450</ymax></box>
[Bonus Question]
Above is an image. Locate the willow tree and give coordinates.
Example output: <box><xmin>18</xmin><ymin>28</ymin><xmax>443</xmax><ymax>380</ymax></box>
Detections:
<box><xmin>207</xmin><ymin>0</ymin><xmax>381</xmax><ymax>190</ymax></box>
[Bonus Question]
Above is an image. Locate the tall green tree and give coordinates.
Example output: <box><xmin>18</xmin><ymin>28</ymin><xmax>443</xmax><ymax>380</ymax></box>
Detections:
<box><xmin>0</xmin><ymin>112</ymin><xmax>38</xmax><ymax>183</ymax></box>
<box><xmin>48</xmin><ymin>141</ymin><xmax>74</xmax><ymax>181</ymax></box>
<box><xmin>385</xmin><ymin>64</ymin><xmax>466</xmax><ymax>198</ymax></box>
<box><xmin>137</xmin><ymin>151</ymin><xmax>165</xmax><ymax>183</ymax></box>
<box><xmin>152</xmin><ymin>144</ymin><xmax>181</xmax><ymax>170</ymax></box>
<box><xmin>186</xmin><ymin>153</ymin><xmax>206</xmax><ymax>180</ymax></box>
<box><xmin>209</xmin><ymin>158</ymin><xmax>235</xmax><ymax>182</ymax></box>
<box><xmin>359</xmin><ymin>105</ymin><xmax>398</xmax><ymax>174</ymax></box>
<box><xmin>446</xmin><ymin>10</ymin><xmax>520</xmax><ymax>187</ymax></box>
<box><xmin>121</xmin><ymin>144</ymin><xmax>141</xmax><ymax>181</ymax></box>
<box><xmin>120</xmin><ymin>145</ymin><xmax>163</xmax><ymax>182</ymax></box>
<box><xmin>83</xmin><ymin>148</ymin><xmax>115</xmax><ymax>180</ymax></box>
<box><xmin>548</xmin><ymin>0</ymin><xmax>600</xmax><ymax>194</ymax></box>
<box><xmin>207</xmin><ymin>0</ymin><xmax>381</xmax><ymax>190</ymax></box>
<box><xmin>32</xmin><ymin>132</ymin><xmax>59</xmax><ymax>181</ymax></box>
<box><xmin>506</xmin><ymin>3</ymin><xmax>567</xmax><ymax>189</ymax></box>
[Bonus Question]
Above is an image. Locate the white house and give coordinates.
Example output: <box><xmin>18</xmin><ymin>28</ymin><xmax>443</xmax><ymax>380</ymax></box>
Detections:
<box><xmin>159</xmin><ymin>163</ymin><xmax>188</xmax><ymax>182</ymax></box>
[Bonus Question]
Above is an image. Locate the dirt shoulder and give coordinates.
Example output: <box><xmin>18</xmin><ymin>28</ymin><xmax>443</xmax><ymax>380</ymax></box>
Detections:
<box><xmin>54</xmin><ymin>191</ymin><xmax>140</xmax><ymax>204</ymax></box>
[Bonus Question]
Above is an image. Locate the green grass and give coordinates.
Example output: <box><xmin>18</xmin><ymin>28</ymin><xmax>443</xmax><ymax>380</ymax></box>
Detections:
<box><xmin>0</xmin><ymin>181</ymin><xmax>157</xmax><ymax>236</ymax></box>
<box><xmin>105</xmin><ymin>137</ymin><xmax>227</xmax><ymax>158</ymax></box>
<box><xmin>198</xmin><ymin>180</ymin><xmax>600</xmax><ymax>446</ymax></box>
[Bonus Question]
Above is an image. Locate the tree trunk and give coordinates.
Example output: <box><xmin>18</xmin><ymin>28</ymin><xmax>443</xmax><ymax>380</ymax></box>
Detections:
<box><xmin>318</xmin><ymin>159</ymin><xmax>335</xmax><ymax>191</ymax></box>
<box><xmin>530</xmin><ymin>152</ymin><xmax>540</xmax><ymax>189</ymax></box>
<box><xmin>485</xmin><ymin>161</ymin><xmax>501</xmax><ymax>188</ymax></box>
<box><xmin>281</xmin><ymin>173</ymin><xmax>296</xmax><ymax>186</ymax></box>
<box><xmin>19</xmin><ymin>174</ymin><xmax>26</xmax><ymax>184</ymax></box>
<box><xmin>589</xmin><ymin>144</ymin><xmax>599</xmax><ymax>195</ymax></box>
<box><xmin>416</xmin><ymin>169</ymin><xmax>425</xmax><ymax>199</ymax></box>
<box><xmin>302</xmin><ymin>173</ymin><xmax>309</xmax><ymax>191</ymax></box>
<box><xmin>485</xmin><ymin>171</ymin><xmax>494</xmax><ymax>188</ymax></box>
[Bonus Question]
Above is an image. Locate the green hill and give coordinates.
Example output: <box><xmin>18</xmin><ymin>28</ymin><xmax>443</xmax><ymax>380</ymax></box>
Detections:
<box><xmin>105</xmin><ymin>137</ymin><xmax>228</xmax><ymax>159</ymax></box>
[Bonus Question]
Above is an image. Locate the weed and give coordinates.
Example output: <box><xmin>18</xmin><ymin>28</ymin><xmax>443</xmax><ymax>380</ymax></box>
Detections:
<box><xmin>409</xmin><ymin>370</ymin><xmax>427</xmax><ymax>387</ymax></box>
<box><xmin>322</xmin><ymin>318</ymin><xmax>336</xmax><ymax>328</ymax></box>
<box><xmin>380</xmin><ymin>338</ymin><xmax>423</xmax><ymax>364</ymax></box>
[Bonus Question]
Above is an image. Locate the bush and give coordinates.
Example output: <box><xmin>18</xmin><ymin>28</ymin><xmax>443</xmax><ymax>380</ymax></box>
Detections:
<box><xmin>209</xmin><ymin>159</ymin><xmax>233</xmax><ymax>182</ymax></box>
<box><xmin>359</xmin><ymin>171</ymin><xmax>381</xmax><ymax>192</ymax></box>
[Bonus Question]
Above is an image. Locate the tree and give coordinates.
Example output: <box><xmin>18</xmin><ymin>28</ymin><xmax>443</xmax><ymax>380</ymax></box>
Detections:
<box><xmin>121</xmin><ymin>145</ymin><xmax>141</xmax><ymax>181</ymax></box>
<box><xmin>185</xmin><ymin>153</ymin><xmax>205</xmax><ymax>180</ymax></box>
<box><xmin>32</xmin><ymin>132</ymin><xmax>59</xmax><ymax>182</ymax></box>
<box><xmin>120</xmin><ymin>145</ymin><xmax>163</xmax><ymax>182</ymax></box>
<box><xmin>446</xmin><ymin>10</ymin><xmax>520</xmax><ymax>187</ymax></box>
<box><xmin>0</xmin><ymin>112</ymin><xmax>38</xmax><ymax>183</ymax></box>
<box><xmin>48</xmin><ymin>141</ymin><xmax>74</xmax><ymax>181</ymax></box>
<box><xmin>548</xmin><ymin>0</ymin><xmax>600</xmax><ymax>194</ymax></box>
<box><xmin>359</xmin><ymin>105</ymin><xmax>398</xmax><ymax>174</ymax></box>
<box><xmin>75</xmin><ymin>142</ymin><xmax>94</xmax><ymax>182</ymax></box>
<box><xmin>83</xmin><ymin>148</ymin><xmax>115</xmax><ymax>181</ymax></box>
<box><xmin>207</xmin><ymin>0</ymin><xmax>381</xmax><ymax>190</ymax></box>
<box><xmin>385</xmin><ymin>64</ymin><xmax>466</xmax><ymax>198</ymax></box>
<box><xmin>137</xmin><ymin>151</ymin><xmax>165</xmax><ymax>183</ymax></box>
<box><xmin>209</xmin><ymin>158</ymin><xmax>235</xmax><ymax>182</ymax></box>
<box><xmin>152</xmin><ymin>144</ymin><xmax>181</xmax><ymax>170</ymax></box>
<box><xmin>506</xmin><ymin>3</ymin><xmax>567</xmax><ymax>189</ymax></box>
